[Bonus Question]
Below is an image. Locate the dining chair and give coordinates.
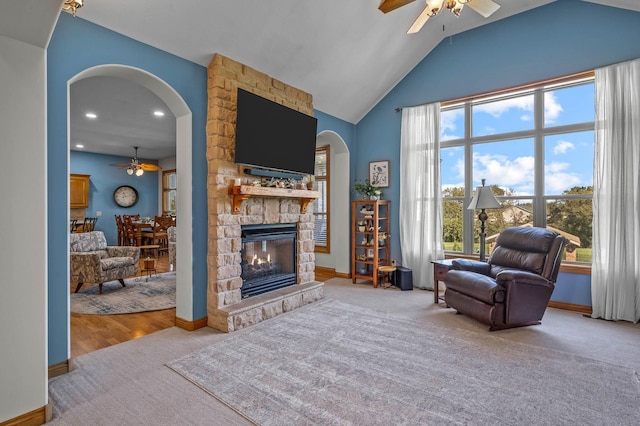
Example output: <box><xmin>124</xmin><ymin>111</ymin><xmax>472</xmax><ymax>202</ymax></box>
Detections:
<box><xmin>122</xmin><ymin>215</ymin><xmax>137</xmax><ymax>246</ymax></box>
<box><xmin>115</xmin><ymin>215</ymin><xmax>125</xmax><ymax>246</ymax></box>
<box><xmin>70</xmin><ymin>218</ymin><xmax>78</xmax><ymax>233</ymax></box>
<box><xmin>83</xmin><ymin>217</ymin><xmax>98</xmax><ymax>232</ymax></box>
<box><xmin>142</xmin><ymin>215</ymin><xmax>173</xmax><ymax>255</ymax></box>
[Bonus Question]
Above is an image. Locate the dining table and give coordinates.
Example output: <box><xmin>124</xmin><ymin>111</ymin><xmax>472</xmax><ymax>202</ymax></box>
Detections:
<box><xmin>131</xmin><ymin>221</ymin><xmax>153</xmax><ymax>246</ymax></box>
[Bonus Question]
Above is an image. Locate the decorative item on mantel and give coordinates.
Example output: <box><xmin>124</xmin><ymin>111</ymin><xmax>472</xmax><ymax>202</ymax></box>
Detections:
<box><xmin>353</xmin><ymin>178</ymin><xmax>383</xmax><ymax>200</ymax></box>
<box><xmin>302</xmin><ymin>174</ymin><xmax>316</xmax><ymax>190</ymax></box>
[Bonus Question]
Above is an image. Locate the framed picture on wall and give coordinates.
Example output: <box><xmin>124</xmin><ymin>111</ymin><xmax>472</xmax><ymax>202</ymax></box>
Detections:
<box><xmin>369</xmin><ymin>160</ymin><xmax>389</xmax><ymax>188</ymax></box>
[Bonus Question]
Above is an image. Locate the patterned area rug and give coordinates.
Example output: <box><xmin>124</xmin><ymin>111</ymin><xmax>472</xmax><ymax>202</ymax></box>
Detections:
<box><xmin>71</xmin><ymin>272</ymin><xmax>176</xmax><ymax>315</ymax></box>
<box><xmin>167</xmin><ymin>299</ymin><xmax>640</xmax><ymax>426</ymax></box>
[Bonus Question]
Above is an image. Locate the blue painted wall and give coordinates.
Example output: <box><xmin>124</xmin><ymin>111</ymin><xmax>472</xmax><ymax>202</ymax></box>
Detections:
<box><xmin>70</xmin><ymin>151</ymin><xmax>159</xmax><ymax>245</ymax></box>
<box><xmin>47</xmin><ymin>12</ymin><xmax>208</xmax><ymax>365</ymax></box>
<box><xmin>355</xmin><ymin>0</ymin><xmax>640</xmax><ymax>305</ymax></box>
<box><xmin>315</xmin><ymin>109</ymin><xmax>357</xmax><ymax>155</ymax></box>
<box><xmin>48</xmin><ymin>13</ymin><xmax>356</xmax><ymax>365</ymax></box>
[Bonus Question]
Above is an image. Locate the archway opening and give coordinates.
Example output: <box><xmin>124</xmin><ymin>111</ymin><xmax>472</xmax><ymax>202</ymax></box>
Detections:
<box><xmin>67</xmin><ymin>65</ymin><xmax>193</xmax><ymax>354</ymax></box>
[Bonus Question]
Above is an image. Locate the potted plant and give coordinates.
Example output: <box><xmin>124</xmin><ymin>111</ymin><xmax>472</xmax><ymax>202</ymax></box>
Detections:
<box><xmin>353</xmin><ymin>179</ymin><xmax>383</xmax><ymax>200</ymax></box>
<box><xmin>303</xmin><ymin>174</ymin><xmax>316</xmax><ymax>190</ymax></box>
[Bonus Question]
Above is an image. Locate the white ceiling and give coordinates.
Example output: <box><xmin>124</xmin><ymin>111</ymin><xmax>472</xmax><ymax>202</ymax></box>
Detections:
<box><xmin>4</xmin><ymin>1</ymin><xmax>639</xmax><ymax>159</ymax></box>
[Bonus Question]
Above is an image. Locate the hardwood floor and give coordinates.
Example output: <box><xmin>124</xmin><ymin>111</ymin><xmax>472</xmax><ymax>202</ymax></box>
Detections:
<box><xmin>71</xmin><ymin>256</ymin><xmax>340</xmax><ymax>357</ymax></box>
<box><xmin>70</xmin><ymin>254</ymin><xmax>176</xmax><ymax>357</ymax></box>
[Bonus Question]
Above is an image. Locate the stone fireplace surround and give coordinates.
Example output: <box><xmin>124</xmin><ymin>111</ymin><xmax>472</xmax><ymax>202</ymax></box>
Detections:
<box><xmin>206</xmin><ymin>54</ymin><xmax>324</xmax><ymax>332</ymax></box>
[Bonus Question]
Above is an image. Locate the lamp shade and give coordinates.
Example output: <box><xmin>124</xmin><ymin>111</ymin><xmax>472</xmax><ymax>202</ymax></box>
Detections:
<box><xmin>468</xmin><ymin>181</ymin><xmax>501</xmax><ymax>210</ymax></box>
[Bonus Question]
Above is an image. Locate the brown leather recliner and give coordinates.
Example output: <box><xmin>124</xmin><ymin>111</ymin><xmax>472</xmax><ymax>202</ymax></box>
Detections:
<box><xmin>444</xmin><ymin>226</ymin><xmax>568</xmax><ymax>331</ymax></box>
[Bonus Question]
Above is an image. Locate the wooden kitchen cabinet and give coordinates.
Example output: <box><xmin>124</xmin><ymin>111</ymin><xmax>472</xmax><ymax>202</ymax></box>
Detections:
<box><xmin>70</xmin><ymin>174</ymin><xmax>90</xmax><ymax>208</ymax></box>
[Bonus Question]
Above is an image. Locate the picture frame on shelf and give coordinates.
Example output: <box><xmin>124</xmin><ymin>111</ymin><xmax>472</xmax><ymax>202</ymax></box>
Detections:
<box><xmin>369</xmin><ymin>160</ymin><xmax>389</xmax><ymax>188</ymax></box>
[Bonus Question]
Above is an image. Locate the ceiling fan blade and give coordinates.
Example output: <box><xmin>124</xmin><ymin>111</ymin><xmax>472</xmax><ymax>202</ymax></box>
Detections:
<box><xmin>466</xmin><ymin>0</ymin><xmax>500</xmax><ymax>18</ymax></box>
<box><xmin>407</xmin><ymin>6</ymin><xmax>432</xmax><ymax>34</ymax></box>
<box><xmin>110</xmin><ymin>163</ymin><xmax>132</xmax><ymax>168</ymax></box>
<box><xmin>139</xmin><ymin>163</ymin><xmax>162</xmax><ymax>171</ymax></box>
<box><xmin>378</xmin><ymin>0</ymin><xmax>416</xmax><ymax>14</ymax></box>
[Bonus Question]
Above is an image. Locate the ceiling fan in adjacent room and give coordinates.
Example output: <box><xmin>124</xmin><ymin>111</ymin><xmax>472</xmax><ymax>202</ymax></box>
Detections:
<box><xmin>110</xmin><ymin>146</ymin><xmax>162</xmax><ymax>176</ymax></box>
<box><xmin>379</xmin><ymin>0</ymin><xmax>501</xmax><ymax>34</ymax></box>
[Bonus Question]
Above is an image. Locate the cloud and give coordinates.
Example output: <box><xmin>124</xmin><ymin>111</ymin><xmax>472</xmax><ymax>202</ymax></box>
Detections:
<box><xmin>441</xmin><ymin>133</ymin><xmax>462</xmax><ymax>142</ymax></box>
<box><xmin>471</xmin><ymin>92</ymin><xmax>564</xmax><ymax>125</ymax></box>
<box><xmin>474</xmin><ymin>96</ymin><xmax>533</xmax><ymax>118</ymax></box>
<box><xmin>472</xmin><ymin>153</ymin><xmax>584</xmax><ymax>195</ymax></box>
<box><xmin>553</xmin><ymin>140</ymin><xmax>575</xmax><ymax>155</ymax></box>
<box><xmin>472</xmin><ymin>153</ymin><xmax>534</xmax><ymax>192</ymax></box>
<box><xmin>441</xmin><ymin>109</ymin><xmax>463</xmax><ymax>140</ymax></box>
<box><xmin>544</xmin><ymin>91</ymin><xmax>563</xmax><ymax>124</ymax></box>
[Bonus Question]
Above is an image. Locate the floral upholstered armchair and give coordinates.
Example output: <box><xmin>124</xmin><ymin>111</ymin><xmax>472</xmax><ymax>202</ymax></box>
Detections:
<box><xmin>70</xmin><ymin>231</ymin><xmax>140</xmax><ymax>294</ymax></box>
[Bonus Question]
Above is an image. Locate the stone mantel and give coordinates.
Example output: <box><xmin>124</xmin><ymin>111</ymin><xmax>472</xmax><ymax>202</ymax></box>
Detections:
<box><xmin>229</xmin><ymin>185</ymin><xmax>321</xmax><ymax>214</ymax></box>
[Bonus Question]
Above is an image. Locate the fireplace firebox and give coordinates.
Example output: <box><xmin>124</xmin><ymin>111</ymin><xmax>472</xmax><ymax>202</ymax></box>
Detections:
<box><xmin>240</xmin><ymin>224</ymin><xmax>297</xmax><ymax>298</ymax></box>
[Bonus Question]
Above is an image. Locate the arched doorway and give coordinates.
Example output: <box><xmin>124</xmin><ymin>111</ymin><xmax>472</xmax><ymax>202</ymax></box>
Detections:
<box><xmin>67</xmin><ymin>65</ymin><xmax>193</xmax><ymax>351</ymax></box>
<box><xmin>315</xmin><ymin>130</ymin><xmax>350</xmax><ymax>275</ymax></box>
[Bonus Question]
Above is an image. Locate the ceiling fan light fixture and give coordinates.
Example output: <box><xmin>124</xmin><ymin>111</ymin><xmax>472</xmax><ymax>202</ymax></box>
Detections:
<box><xmin>62</xmin><ymin>0</ymin><xmax>84</xmax><ymax>17</ymax></box>
<box><xmin>135</xmin><ymin>168</ymin><xmax>144</xmax><ymax>176</ymax></box>
<box><xmin>426</xmin><ymin>0</ymin><xmax>442</xmax><ymax>16</ymax></box>
<box><xmin>451</xmin><ymin>0</ymin><xmax>465</xmax><ymax>16</ymax></box>
<box><xmin>126</xmin><ymin>167</ymin><xmax>134</xmax><ymax>175</ymax></box>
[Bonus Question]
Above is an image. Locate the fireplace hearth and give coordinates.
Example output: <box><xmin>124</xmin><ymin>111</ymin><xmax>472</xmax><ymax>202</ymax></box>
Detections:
<box><xmin>240</xmin><ymin>224</ymin><xmax>297</xmax><ymax>298</ymax></box>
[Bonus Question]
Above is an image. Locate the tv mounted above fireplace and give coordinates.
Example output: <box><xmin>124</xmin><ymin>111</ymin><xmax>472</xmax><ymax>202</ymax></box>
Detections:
<box><xmin>234</xmin><ymin>88</ymin><xmax>318</xmax><ymax>178</ymax></box>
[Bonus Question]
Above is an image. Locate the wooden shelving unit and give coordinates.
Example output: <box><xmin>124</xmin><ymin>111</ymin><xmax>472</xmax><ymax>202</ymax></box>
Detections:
<box><xmin>351</xmin><ymin>200</ymin><xmax>390</xmax><ymax>288</ymax></box>
<box><xmin>228</xmin><ymin>185</ymin><xmax>321</xmax><ymax>214</ymax></box>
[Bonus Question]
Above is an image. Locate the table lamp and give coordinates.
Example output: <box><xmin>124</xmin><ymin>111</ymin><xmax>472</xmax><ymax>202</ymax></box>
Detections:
<box><xmin>467</xmin><ymin>179</ymin><xmax>501</xmax><ymax>261</ymax></box>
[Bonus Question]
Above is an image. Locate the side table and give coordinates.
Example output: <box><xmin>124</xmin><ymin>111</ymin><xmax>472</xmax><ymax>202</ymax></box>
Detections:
<box><xmin>378</xmin><ymin>265</ymin><xmax>397</xmax><ymax>289</ymax></box>
<box><xmin>431</xmin><ymin>259</ymin><xmax>454</xmax><ymax>304</ymax></box>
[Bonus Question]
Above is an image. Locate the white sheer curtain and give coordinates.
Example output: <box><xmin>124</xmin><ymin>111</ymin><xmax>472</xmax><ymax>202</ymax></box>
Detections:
<box><xmin>399</xmin><ymin>103</ymin><xmax>444</xmax><ymax>290</ymax></box>
<box><xmin>592</xmin><ymin>58</ymin><xmax>640</xmax><ymax>323</ymax></box>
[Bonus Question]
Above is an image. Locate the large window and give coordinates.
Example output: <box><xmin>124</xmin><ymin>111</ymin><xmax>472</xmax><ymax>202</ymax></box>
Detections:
<box><xmin>441</xmin><ymin>73</ymin><xmax>594</xmax><ymax>263</ymax></box>
<box><xmin>162</xmin><ymin>169</ymin><xmax>177</xmax><ymax>216</ymax></box>
<box><xmin>313</xmin><ymin>146</ymin><xmax>330</xmax><ymax>253</ymax></box>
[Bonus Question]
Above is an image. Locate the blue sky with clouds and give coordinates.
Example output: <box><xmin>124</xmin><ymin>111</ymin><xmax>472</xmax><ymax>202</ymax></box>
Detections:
<box><xmin>441</xmin><ymin>82</ymin><xmax>594</xmax><ymax>196</ymax></box>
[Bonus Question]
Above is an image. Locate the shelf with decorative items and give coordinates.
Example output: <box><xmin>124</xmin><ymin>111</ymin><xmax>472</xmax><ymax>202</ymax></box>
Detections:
<box><xmin>351</xmin><ymin>200</ymin><xmax>390</xmax><ymax>288</ymax></box>
<box><xmin>228</xmin><ymin>184</ymin><xmax>321</xmax><ymax>214</ymax></box>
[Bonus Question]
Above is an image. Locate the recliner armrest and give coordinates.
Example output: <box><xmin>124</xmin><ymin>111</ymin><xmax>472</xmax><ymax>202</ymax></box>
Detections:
<box><xmin>496</xmin><ymin>269</ymin><xmax>555</xmax><ymax>325</ymax></box>
<box><xmin>452</xmin><ymin>259</ymin><xmax>491</xmax><ymax>276</ymax></box>
<box><xmin>496</xmin><ymin>270</ymin><xmax>553</xmax><ymax>289</ymax></box>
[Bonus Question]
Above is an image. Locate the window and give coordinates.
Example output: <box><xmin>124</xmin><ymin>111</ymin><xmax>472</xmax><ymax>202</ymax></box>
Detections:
<box><xmin>440</xmin><ymin>73</ymin><xmax>594</xmax><ymax>263</ymax></box>
<box><xmin>312</xmin><ymin>146</ymin><xmax>329</xmax><ymax>253</ymax></box>
<box><xmin>162</xmin><ymin>169</ymin><xmax>177</xmax><ymax>216</ymax></box>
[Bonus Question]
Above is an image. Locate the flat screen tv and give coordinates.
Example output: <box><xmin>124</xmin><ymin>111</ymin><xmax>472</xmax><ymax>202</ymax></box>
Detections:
<box><xmin>235</xmin><ymin>88</ymin><xmax>318</xmax><ymax>177</ymax></box>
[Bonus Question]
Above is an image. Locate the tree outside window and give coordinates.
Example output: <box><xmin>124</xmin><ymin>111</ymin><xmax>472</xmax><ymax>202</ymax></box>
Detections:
<box><xmin>441</xmin><ymin>75</ymin><xmax>594</xmax><ymax>263</ymax></box>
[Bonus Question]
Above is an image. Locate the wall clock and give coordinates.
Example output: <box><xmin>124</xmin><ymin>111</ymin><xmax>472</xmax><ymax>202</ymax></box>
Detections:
<box><xmin>113</xmin><ymin>185</ymin><xmax>139</xmax><ymax>208</ymax></box>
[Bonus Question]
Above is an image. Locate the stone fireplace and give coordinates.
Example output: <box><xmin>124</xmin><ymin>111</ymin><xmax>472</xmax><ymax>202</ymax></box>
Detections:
<box><xmin>240</xmin><ymin>223</ymin><xmax>297</xmax><ymax>298</ymax></box>
<box><xmin>206</xmin><ymin>54</ymin><xmax>324</xmax><ymax>333</ymax></box>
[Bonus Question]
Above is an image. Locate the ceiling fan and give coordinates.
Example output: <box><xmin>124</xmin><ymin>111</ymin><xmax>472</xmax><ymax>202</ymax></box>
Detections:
<box><xmin>110</xmin><ymin>146</ymin><xmax>162</xmax><ymax>176</ymax></box>
<box><xmin>379</xmin><ymin>0</ymin><xmax>501</xmax><ymax>34</ymax></box>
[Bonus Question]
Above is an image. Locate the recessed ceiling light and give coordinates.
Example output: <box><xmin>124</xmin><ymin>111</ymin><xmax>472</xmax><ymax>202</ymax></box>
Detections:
<box><xmin>153</xmin><ymin>110</ymin><xmax>165</xmax><ymax>117</ymax></box>
<box><xmin>75</xmin><ymin>144</ymin><xmax>84</xmax><ymax>148</ymax></box>
<box><xmin>85</xmin><ymin>112</ymin><xmax>97</xmax><ymax>119</ymax></box>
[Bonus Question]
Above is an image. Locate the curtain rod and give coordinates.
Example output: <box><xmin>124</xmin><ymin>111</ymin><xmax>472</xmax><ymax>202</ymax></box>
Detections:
<box><xmin>393</xmin><ymin>69</ymin><xmax>594</xmax><ymax>112</ymax></box>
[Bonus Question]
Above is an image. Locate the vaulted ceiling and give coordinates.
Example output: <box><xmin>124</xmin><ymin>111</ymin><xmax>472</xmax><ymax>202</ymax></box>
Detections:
<box><xmin>2</xmin><ymin>1</ymin><xmax>639</xmax><ymax>158</ymax></box>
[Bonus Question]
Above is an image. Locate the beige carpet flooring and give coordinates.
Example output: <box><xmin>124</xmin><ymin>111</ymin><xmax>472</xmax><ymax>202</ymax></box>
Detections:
<box><xmin>48</xmin><ymin>278</ymin><xmax>640</xmax><ymax>425</ymax></box>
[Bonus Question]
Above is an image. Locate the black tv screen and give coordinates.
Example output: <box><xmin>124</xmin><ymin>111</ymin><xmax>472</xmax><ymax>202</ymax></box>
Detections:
<box><xmin>235</xmin><ymin>88</ymin><xmax>318</xmax><ymax>176</ymax></box>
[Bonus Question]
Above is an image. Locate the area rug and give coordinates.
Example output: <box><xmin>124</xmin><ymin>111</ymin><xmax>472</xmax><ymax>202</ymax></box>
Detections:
<box><xmin>167</xmin><ymin>299</ymin><xmax>640</xmax><ymax>426</ymax></box>
<box><xmin>70</xmin><ymin>272</ymin><xmax>176</xmax><ymax>315</ymax></box>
